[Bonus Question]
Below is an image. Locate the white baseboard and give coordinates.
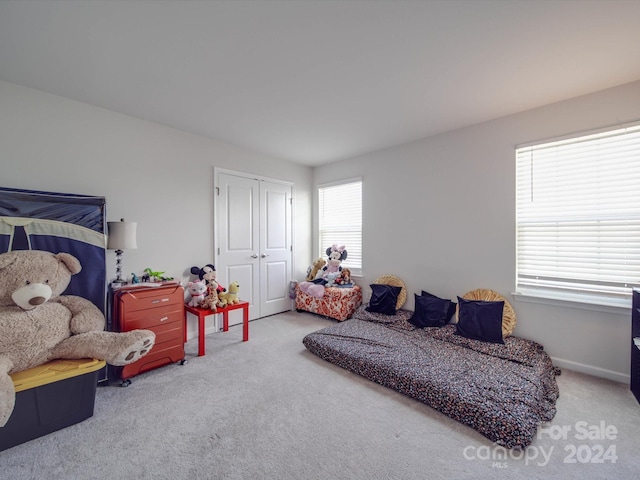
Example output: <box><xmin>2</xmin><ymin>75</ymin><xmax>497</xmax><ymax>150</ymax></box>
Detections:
<box><xmin>551</xmin><ymin>356</ymin><xmax>629</xmax><ymax>384</ymax></box>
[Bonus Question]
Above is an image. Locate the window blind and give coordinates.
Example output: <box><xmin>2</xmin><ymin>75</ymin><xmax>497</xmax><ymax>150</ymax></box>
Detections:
<box><xmin>318</xmin><ymin>179</ymin><xmax>362</xmax><ymax>274</ymax></box>
<box><xmin>515</xmin><ymin>123</ymin><xmax>640</xmax><ymax>305</ymax></box>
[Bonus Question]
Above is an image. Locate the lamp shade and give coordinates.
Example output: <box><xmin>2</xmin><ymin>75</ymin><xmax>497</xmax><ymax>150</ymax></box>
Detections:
<box><xmin>107</xmin><ymin>219</ymin><xmax>137</xmax><ymax>250</ymax></box>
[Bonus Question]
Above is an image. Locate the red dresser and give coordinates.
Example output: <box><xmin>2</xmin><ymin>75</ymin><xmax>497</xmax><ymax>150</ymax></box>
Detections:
<box><xmin>112</xmin><ymin>283</ymin><xmax>185</xmax><ymax>384</ymax></box>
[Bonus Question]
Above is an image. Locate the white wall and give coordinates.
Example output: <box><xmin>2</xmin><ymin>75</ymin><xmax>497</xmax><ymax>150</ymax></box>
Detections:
<box><xmin>0</xmin><ymin>80</ymin><xmax>313</xmax><ymax>337</ymax></box>
<box><xmin>4</xmin><ymin>77</ymin><xmax>639</xmax><ymax>382</ymax></box>
<box><xmin>314</xmin><ymin>80</ymin><xmax>640</xmax><ymax>383</ymax></box>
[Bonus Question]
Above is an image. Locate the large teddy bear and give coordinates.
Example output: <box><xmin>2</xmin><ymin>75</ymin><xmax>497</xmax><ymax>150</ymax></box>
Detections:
<box><xmin>0</xmin><ymin>250</ymin><xmax>156</xmax><ymax>427</ymax></box>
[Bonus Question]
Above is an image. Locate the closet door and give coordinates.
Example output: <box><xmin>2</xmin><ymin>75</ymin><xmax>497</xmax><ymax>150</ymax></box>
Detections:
<box><xmin>260</xmin><ymin>180</ymin><xmax>292</xmax><ymax>317</ymax></box>
<box><xmin>217</xmin><ymin>172</ymin><xmax>292</xmax><ymax>322</ymax></box>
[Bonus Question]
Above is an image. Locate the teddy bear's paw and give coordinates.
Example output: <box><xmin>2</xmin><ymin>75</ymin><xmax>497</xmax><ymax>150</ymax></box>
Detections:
<box><xmin>110</xmin><ymin>331</ymin><xmax>156</xmax><ymax>366</ymax></box>
<box><xmin>124</xmin><ymin>338</ymin><xmax>153</xmax><ymax>362</ymax></box>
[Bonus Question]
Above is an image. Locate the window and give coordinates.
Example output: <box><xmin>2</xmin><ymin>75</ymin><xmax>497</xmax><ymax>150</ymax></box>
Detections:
<box><xmin>515</xmin><ymin>123</ymin><xmax>640</xmax><ymax>307</ymax></box>
<box><xmin>318</xmin><ymin>179</ymin><xmax>362</xmax><ymax>275</ymax></box>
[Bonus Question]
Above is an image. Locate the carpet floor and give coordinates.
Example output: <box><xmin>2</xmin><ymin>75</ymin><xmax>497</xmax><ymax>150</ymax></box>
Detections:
<box><xmin>1</xmin><ymin>310</ymin><xmax>639</xmax><ymax>480</ymax></box>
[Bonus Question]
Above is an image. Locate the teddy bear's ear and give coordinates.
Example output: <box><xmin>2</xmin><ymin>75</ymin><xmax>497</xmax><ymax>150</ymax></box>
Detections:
<box><xmin>0</xmin><ymin>252</ymin><xmax>16</xmax><ymax>270</ymax></box>
<box><xmin>55</xmin><ymin>252</ymin><xmax>82</xmax><ymax>275</ymax></box>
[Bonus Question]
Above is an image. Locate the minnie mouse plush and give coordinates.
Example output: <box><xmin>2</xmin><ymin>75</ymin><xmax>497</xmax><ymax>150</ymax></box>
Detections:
<box><xmin>321</xmin><ymin>244</ymin><xmax>347</xmax><ymax>279</ymax></box>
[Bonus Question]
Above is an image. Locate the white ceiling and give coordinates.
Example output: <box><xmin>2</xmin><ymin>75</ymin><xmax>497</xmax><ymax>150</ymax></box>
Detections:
<box><xmin>1</xmin><ymin>0</ymin><xmax>640</xmax><ymax>167</ymax></box>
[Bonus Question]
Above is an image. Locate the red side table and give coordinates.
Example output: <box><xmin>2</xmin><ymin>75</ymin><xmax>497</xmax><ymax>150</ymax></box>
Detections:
<box><xmin>184</xmin><ymin>301</ymin><xmax>249</xmax><ymax>356</ymax></box>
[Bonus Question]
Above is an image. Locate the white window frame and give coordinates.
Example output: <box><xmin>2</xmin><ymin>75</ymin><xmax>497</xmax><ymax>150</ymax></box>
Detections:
<box><xmin>515</xmin><ymin>122</ymin><xmax>640</xmax><ymax>309</ymax></box>
<box><xmin>318</xmin><ymin>178</ymin><xmax>362</xmax><ymax>276</ymax></box>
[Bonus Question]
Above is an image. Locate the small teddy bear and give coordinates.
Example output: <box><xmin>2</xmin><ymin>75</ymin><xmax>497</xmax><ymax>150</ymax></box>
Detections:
<box><xmin>305</xmin><ymin>257</ymin><xmax>326</xmax><ymax>281</ymax></box>
<box><xmin>335</xmin><ymin>268</ymin><xmax>352</xmax><ymax>286</ymax></box>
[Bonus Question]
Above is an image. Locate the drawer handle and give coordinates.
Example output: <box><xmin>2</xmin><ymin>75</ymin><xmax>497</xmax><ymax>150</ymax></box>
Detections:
<box><xmin>151</xmin><ymin>298</ymin><xmax>170</xmax><ymax>304</ymax></box>
<box><xmin>160</xmin><ymin>316</ymin><xmax>169</xmax><ymax>322</ymax></box>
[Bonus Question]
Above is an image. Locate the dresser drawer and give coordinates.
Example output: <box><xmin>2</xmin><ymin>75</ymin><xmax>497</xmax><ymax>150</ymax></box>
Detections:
<box><xmin>116</xmin><ymin>285</ymin><xmax>184</xmax><ymax>313</ymax></box>
<box><xmin>118</xmin><ymin>304</ymin><xmax>182</xmax><ymax>331</ymax></box>
<box><xmin>145</xmin><ymin>318</ymin><xmax>183</xmax><ymax>344</ymax></box>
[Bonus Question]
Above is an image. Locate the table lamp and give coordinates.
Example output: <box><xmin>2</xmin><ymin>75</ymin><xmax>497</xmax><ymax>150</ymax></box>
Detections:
<box><xmin>107</xmin><ymin>218</ymin><xmax>137</xmax><ymax>285</ymax></box>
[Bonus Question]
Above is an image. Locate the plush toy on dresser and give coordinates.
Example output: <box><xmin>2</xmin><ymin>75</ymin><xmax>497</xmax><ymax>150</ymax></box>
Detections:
<box><xmin>0</xmin><ymin>250</ymin><xmax>156</xmax><ymax>427</ymax></box>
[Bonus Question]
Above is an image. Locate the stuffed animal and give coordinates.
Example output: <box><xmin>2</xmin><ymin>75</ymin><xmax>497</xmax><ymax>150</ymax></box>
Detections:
<box><xmin>299</xmin><ymin>281</ymin><xmax>325</xmax><ymax>298</ymax></box>
<box><xmin>190</xmin><ymin>264</ymin><xmax>225</xmax><ymax>294</ymax></box>
<box><xmin>200</xmin><ymin>280</ymin><xmax>225</xmax><ymax>311</ymax></box>
<box><xmin>305</xmin><ymin>258</ymin><xmax>326</xmax><ymax>281</ymax></box>
<box><xmin>288</xmin><ymin>281</ymin><xmax>297</xmax><ymax>299</ymax></box>
<box><xmin>324</xmin><ymin>271</ymin><xmax>341</xmax><ymax>287</ymax></box>
<box><xmin>0</xmin><ymin>250</ymin><xmax>156</xmax><ymax>427</ymax></box>
<box><xmin>187</xmin><ymin>280</ymin><xmax>208</xmax><ymax>307</ymax></box>
<box><xmin>335</xmin><ymin>268</ymin><xmax>352</xmax><ymax>286</ymax></box>
<box><xmin>199</xmin><ymin>290</ymin><xmax>219</xmax><ymax>311</ymax></box>
<box><xmin>218</xmin><ymin>281</ymin><xmax>240</xmax><ymax>305</ymax></box>
<box><xmin>321</xmin><ymin>244</ymin><xmax>347</xmax><ymax>279</ymax></box>
<box><xmin>298</xmin><ymin>245</ymin><xmax>349</xmax><ymax>298</ymax></box>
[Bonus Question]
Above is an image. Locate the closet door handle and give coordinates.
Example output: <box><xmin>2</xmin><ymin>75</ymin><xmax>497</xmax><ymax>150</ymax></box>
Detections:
<box><xmin>261</xmin><ymin>253</ymin><xmax>269</xmax><ymax>258</ymax></box>
<box><xmin>251</xmin><ymin>254</ymin><xmax>258</xmax><ymax>258</ymax></box>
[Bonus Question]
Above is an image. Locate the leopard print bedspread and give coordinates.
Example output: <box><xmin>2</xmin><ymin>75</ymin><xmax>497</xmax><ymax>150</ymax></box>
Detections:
<box><xmin>302</xmin><ymin>313</ymin><xmax>559</xmax><ymax>449</ymax></box>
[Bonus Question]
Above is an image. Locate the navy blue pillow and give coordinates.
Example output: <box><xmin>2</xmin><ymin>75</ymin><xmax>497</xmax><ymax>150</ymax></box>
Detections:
<box><xmin>421</xmin><ymin>290</ymin><xmax>457</xmax><ymax>322</ymax></box>
<box><xmin>455</xmin><ymin>297</ymin><xmax>504</xmax><ymax>344</ymax></box>
<box><xmin>409</xmin><ymin>293</ymin><xmax>450</xmax><ymax>328</ymax></box>
<box><xmin>366</xmin><ymin>284</ymin><xmax>402</xmax><ymax>315</ymax></box>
